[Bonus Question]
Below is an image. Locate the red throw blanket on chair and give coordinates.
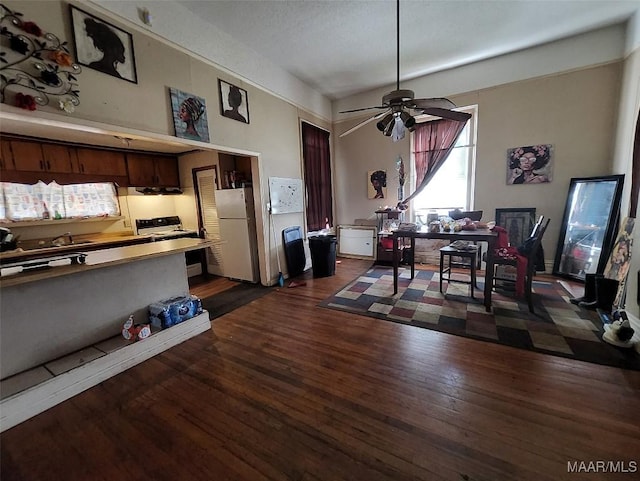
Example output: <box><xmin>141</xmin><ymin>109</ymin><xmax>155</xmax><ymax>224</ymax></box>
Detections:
<box><xmin>491</xmin><ymin>226</ymin><xmax>527</xmax><ymax>297</ymax></box>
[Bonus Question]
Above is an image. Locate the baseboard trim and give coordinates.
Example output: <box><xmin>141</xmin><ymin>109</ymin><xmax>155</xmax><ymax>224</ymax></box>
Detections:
<box><xmin>0</xmin><ymin>311</ymin><xmax>211</xmax><ymax>433</ymax></box>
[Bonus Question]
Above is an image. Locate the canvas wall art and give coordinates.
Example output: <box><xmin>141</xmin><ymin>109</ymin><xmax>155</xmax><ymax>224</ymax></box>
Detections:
<box><xmin>218</xmin><ymin>79</ymin><xmax>249</xmax><ymax>124</ymax></box>
<box><xmin>169</xmin><ymin>88</ymin><xmax>210</xmax><ymax>142</ymax></box>
<box><xmin>70</xmin><ymin>5</ymin><xmax>137</xmax><ymax>83</ymax></box>
<box><xmin>506</xmin><ymin>144</ymin><xmax>553</xmax><ymax>185</ymax></box>
<box><xmin>368</xmin><ymin>170</ymin><xmax>387</xmax><ymax>199</ymax></box>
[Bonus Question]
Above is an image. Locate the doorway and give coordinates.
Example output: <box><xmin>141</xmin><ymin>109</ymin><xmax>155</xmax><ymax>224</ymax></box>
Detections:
<box><xmin>193</xmin><ymin>166</ymin><xmax>224</xmax><ymax>276</ymax></box>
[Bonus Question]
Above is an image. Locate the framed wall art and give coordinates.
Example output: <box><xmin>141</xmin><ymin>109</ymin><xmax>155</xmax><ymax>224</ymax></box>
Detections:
<box><xmin>70</xmin><ymin>5</ymin><xmax>137</xmax><ymax>83</ymax></box>
<box><xmin>495</xmin><ymin>207</ymin><xmax>536</xmax><ymax>248</ymax></box>
<box><xmin>506</xmin><ymin>144</ymin><xmax>553</xmax><ymax>185</ymax></box>
<box><xmin>218</xmin><ymin>79</ymin><xmax>249</xmax><ymax>124</ymax></box>
<box><xmin>169</xmin><ymin>88</ymin><xmax>210</xmax><ymax>142</ymax></box>
<box><xmin>368</xmin><ymin>170</ymin><xmax>387</xmax><ymax>199</ymax></box>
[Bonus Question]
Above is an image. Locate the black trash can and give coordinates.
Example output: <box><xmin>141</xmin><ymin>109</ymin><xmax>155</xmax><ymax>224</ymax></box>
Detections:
<box><xmin>308</xmin><ymin>235</ymin><xmax>337</xmax><ymax>278</ymax></box>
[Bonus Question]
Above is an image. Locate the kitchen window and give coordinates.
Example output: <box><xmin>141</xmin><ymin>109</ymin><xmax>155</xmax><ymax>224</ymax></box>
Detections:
<box><xmin>0</xmin><ymin>181</ymin><xmax>120</xmax><ymax>221</ymax></box>
<box><xmin>410</xmin><ymin>105</ymin><xmax>477</xmax><ymax>219</ymax></box>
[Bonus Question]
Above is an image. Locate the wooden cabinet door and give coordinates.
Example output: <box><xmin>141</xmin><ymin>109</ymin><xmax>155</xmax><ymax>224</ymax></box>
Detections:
<box><xmin>76</xmin><ymin>148</ymin><xmax>127</xmax><ymax>176</ymax></box>
<box><xmin>10</xmin><ymin>140</ymin><xmax>45</xmax><ymax>172</ymax></box>
<box><xmin>0</xmin><ymin>139</ymin><xmax>15</xmax><ymax>171</ymax></box>
<box><xmin>155</xmin><ymin>156</ymin><xmax>180</xmax><ymax>187</ymax></box>
<box><xmin>126</xmin><ymin>153</ymin><xmax>156</xmax><ymax>186</ymax></box>
<box><xmin>41</xmin><ymin>143</ymin><xmax>76</xmax><ymax>173</ymax></box>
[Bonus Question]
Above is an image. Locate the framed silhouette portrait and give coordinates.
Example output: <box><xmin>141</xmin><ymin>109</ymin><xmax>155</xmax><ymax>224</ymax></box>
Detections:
<box><xmin>70</xmin><ymin>5</ymin><xmax>137</xmax><ymax>83</ymax></box>
<box><xmin>169</xmin><ymin>88</ymin><xmax>210</xmax><ymax>142</ymax></box>
<box><xmin>218</xmin><ymin>79</ymin><xmax>250</xmax><ymax>124</ymax></box>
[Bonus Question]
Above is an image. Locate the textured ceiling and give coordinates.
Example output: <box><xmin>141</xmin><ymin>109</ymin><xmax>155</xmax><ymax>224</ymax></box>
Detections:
<box><xmin>179</xmin><ymin>0</ymin><xmax>639</xmax><ymax>100</ymax></box>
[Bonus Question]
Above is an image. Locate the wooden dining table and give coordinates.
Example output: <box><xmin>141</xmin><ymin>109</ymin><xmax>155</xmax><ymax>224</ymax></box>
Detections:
<box><xmin>392</xmin><ymin>228</ymin><xmax>498</xmax><ymax>312</ymax></box>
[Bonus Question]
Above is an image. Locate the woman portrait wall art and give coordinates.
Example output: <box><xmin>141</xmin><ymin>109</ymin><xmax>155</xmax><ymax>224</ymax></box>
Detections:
<box><xmin>169</xmin><ymin>88</ymin><xmax>210</xmax><ymax>142</ymax></box>
<box><xmin>506</xmin><ymin>144</ymin><xmax>553</xmax><ymax>185</ymax></box>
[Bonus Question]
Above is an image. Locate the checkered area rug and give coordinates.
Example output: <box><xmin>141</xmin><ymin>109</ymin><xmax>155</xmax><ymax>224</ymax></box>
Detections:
<box><xmin>319</xmin><ymin>266</ymin><xmax>640</xmax><ymax>370</ymax></box>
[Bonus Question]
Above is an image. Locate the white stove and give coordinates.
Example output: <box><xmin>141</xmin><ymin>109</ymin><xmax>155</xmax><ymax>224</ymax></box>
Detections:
<box><xmin>135</xmin><ymin>216</ymin><xmax>199</xmax><ymax>241</ymax></box>
<box><xmin>134</xmin><ymin>216</ymin><xmax>203</xmax><ymax>277</ymax></box>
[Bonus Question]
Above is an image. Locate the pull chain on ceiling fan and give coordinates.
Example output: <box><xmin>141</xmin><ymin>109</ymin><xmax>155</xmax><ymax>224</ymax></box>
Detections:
<box><xmin>339</xmin><ymin>0</ymin><xmax>465</xmax><ymax>141</ymax></box>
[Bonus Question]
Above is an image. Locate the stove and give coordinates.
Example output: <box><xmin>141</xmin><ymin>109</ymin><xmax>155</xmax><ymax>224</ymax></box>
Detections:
<box><xmin>135</xmin><ymin>216</ymin><xmax>199</xmax><ymax>241</ymax></box>
<box><xmin>135</xmin><ymin>216</ymin><xmax>203</xmax><ymax>277</ymax></box>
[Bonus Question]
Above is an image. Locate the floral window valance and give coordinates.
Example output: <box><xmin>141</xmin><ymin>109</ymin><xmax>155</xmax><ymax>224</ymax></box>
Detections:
<box><xmin>0</xmin><ymin>181</ymin><xmax>120</xmax><ymax>221</ymax></box>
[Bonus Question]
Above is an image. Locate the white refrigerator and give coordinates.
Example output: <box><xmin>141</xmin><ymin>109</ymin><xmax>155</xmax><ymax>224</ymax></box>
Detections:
<box><xmin>214</xmin><ymin>187</ymin><xmax>259</xmax><ymax>283</ymax></box>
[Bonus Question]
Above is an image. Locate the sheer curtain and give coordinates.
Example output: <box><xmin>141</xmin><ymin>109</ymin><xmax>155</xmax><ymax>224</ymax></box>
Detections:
<box><xmin>401</xmin><ymin>115</ymin><xmax>471</xmax><ymax>207</ymax></box>
<box><xmin>301</xmin><ymin>122</ymin><xmax>333</xmax><ymax>231</ymax></box>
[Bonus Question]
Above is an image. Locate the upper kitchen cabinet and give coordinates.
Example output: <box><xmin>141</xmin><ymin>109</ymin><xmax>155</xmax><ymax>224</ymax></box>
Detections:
<box><xmin>126</xmin><ymin>152</ymin><xmax>180</xmax><ymax>187</ymax></box>
<box><xmin>1</xmin><ymin>139</ymin><xmax>75</xmax><ymax>183</ymax></box>
<box><xmin>41</xmin><ymin>143</ymin><xmax>77</xmax><ymax>173</ymax></box>
<box><xmin>75</xmin><ymin>148</ymin><xmax>128</xmax><ymax>180</ymax></box>
<box><xmin>0</xmin><ymin>139</ymin><xmax>15</xmax><ymax>171</ymax></box>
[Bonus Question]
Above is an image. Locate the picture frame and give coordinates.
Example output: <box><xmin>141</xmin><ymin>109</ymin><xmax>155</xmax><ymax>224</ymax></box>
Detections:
<box><xmin>218</xmin><ymin>79</ymin><xmax>250</xmax><ymax>124</ymax></box>
<box><xmin>368</xmin><ymin>170</ymin><xmax>387</xmax><ymax>199</ymax></box>
<box><xmin>506</xmin><ymin>144</ymin><xmax>553</xmax><ymax>185</ymax></box>
<box><xmin>169</xmin><ymin>88</ymin><xmax>210</xmax><ymax>142</ymax></box>
<box><xmin>495</xmin><ymin>207</ymin><xmax>536</xmax><ymax>248</ymax></box>
<box><xmin>70</xmin><ymin>5</ymin><xmax>137</xmax><ymax>83</ymax></box>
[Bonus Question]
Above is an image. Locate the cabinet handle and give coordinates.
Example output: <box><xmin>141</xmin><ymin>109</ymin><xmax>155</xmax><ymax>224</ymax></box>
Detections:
<box><xmin>80</xmin><ymin>163</ymin><xmax>84</xmax><ymax>173</ymax></box>
<box><xmin>47</xmin><ymin>160</ymin><xmax>51</xmax><ymax>170</ymax></box>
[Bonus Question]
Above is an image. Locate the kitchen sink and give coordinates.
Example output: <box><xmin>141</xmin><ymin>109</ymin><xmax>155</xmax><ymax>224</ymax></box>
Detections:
<box><xmin>21</xmin><ymin>240</ymin><xmax>95</xmax><ymax>251</ymax></box>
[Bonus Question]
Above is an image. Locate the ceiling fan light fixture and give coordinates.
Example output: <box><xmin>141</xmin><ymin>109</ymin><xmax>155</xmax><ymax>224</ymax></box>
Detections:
<box><xmin>337</xmin><ymin>0</ymin><xmax>464</xmax><ymax>139</ymax></box>
<box><xmin>383</xmin><ymin>116</ymin><xmax>396</xmax><ymax>136</ymax></box>
<box><xmin>391</xmin><ymin>116</ymin><xmax>406</xmax><ymax>142</ymax></box>
<box><xmin>377</xmin><ymin>113</ymin><xmax>394</xmax><ymax>132</ymax></box>
<box><xmin>400</xmin><ymin>111</ymin><xmax>415</xmax><ymax>130</ymax></box>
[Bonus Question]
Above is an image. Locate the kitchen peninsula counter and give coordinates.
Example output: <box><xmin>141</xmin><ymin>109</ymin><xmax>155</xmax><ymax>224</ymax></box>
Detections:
<box><xmin>0</xmin><ymin>231</ymin><xmax>177</xmax><ymax>264</ymax></box>
<box><xmin>1</xmin><ymin>238</ymin><xmax>213</xmax><ymax>380</ymax></box>
<box><xmin>1</xmin><ymin>238</ymin><xmax>212</xmax><ymax>287</ymax></box>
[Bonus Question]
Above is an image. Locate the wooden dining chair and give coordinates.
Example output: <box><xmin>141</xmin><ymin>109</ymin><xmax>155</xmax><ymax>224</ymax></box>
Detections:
<box><xmin>491</xmin><ymin>216</ymin><xmax>550</xmax><ymax>313</ymax></box>
<box><xmin>447</xmin><ymin>209</ymin><xmax>484</xmax><ymax>270</ymax></box>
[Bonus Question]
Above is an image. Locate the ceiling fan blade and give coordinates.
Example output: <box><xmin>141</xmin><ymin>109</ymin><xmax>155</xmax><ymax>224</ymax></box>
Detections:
<box><xmin>420</xmin><ymin>108</ymin><xmax>472</xmax><ymax>122</ymax></box>
<box><xmin>339</xmin><ymin>110</ymin><xmax>390</xmax><ymax>138</ymax></box>
<box><xmin>409</xmin><ymin>97</ymin><xmax>457</xmax><ymax>110</ymax></box>
<box><xmin>339</xmin><ymin>106</ymin><xmax>386</xmax><ymax>114</ymax></box>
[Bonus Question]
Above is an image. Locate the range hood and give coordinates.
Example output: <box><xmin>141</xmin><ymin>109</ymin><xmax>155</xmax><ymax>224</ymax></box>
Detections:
<box><xmin>132</xmin><ymin>187</ymin><xmax>183</xmax><ymax>195</ymax></box>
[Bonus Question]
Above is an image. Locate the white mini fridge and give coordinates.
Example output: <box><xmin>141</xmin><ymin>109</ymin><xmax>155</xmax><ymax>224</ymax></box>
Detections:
<box><xmin>214</xmin><ymin>187</ymin><xmax>259</xmax><ymax>283</ymax></box>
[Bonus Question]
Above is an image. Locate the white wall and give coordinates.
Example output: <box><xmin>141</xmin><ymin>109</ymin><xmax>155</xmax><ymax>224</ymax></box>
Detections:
<box><xmin>612</xmin><ymin>46</ymin><xmax>640</xmax><ymax>319</ymax></box>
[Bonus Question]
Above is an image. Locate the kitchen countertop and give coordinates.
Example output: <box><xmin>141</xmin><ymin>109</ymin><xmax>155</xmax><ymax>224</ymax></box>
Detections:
<box><xmin>0</xmin><ymin>238</ymin><xmax>212</xmax><ymax>287</ymax></box>
<box><xmin>0</xmin><ymin>233</ymin><xmax>154</xmax><ymax>263</ymax></box>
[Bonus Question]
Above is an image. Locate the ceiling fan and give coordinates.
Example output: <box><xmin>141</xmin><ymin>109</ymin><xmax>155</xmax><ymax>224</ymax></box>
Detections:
<box><xmin>339</xmin><ymin>0</ymin><xmax>466</xmax><ymax>141</ymax></box>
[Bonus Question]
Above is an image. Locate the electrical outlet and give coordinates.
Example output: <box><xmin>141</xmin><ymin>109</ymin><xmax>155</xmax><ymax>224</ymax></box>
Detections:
<box><xmin>123</xmin><ymin>219</ymin><xmax>131</xmax><ymax>228</ymax></box>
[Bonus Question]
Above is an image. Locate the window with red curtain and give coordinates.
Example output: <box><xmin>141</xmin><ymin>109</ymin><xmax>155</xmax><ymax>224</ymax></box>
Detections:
<box><xmin>301</xmin><ymin>122</ymin><xmax>333</xmax><ymax>231</ymax></box>
<box><xmin>402</xmin><ymin>113</ymin><xmax>471</xmax><ymax>208</ymax></box>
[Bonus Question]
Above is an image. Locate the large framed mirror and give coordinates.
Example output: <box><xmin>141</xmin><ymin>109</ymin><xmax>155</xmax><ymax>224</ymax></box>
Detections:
<box><xmin>553</xmin><ymin>175</ymin><xmax>624</xmax><ymax>282</ymax></box>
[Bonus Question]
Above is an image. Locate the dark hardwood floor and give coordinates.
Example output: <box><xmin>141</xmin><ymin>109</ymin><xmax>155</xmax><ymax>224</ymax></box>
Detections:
<box><xmin>2</xmin><ymin>258</ymin><xmax>639</xmax><ymax>481</ymax></box>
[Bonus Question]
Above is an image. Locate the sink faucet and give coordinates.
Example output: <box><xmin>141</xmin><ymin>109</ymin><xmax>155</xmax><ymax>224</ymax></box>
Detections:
<box><xmin>50</xmin><ymin>232</ymin><xmax>73</xmax><ymax>247</ymax></box>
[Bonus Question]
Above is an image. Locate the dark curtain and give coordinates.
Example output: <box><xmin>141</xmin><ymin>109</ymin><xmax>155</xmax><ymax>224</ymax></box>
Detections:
<box><xmin>630</xmin><ymin>108</ymin><xmax>640</xmax><ymax>218</ymax></box>
<box><xmin>302</xmin><ymin>122</ymin><xmax>333</xmax><ymax>231</ymax></box>
<box><xmin>402</xmin><ymin>115</ymin><xmax>471</xmax><ymax>206</ymax></box>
